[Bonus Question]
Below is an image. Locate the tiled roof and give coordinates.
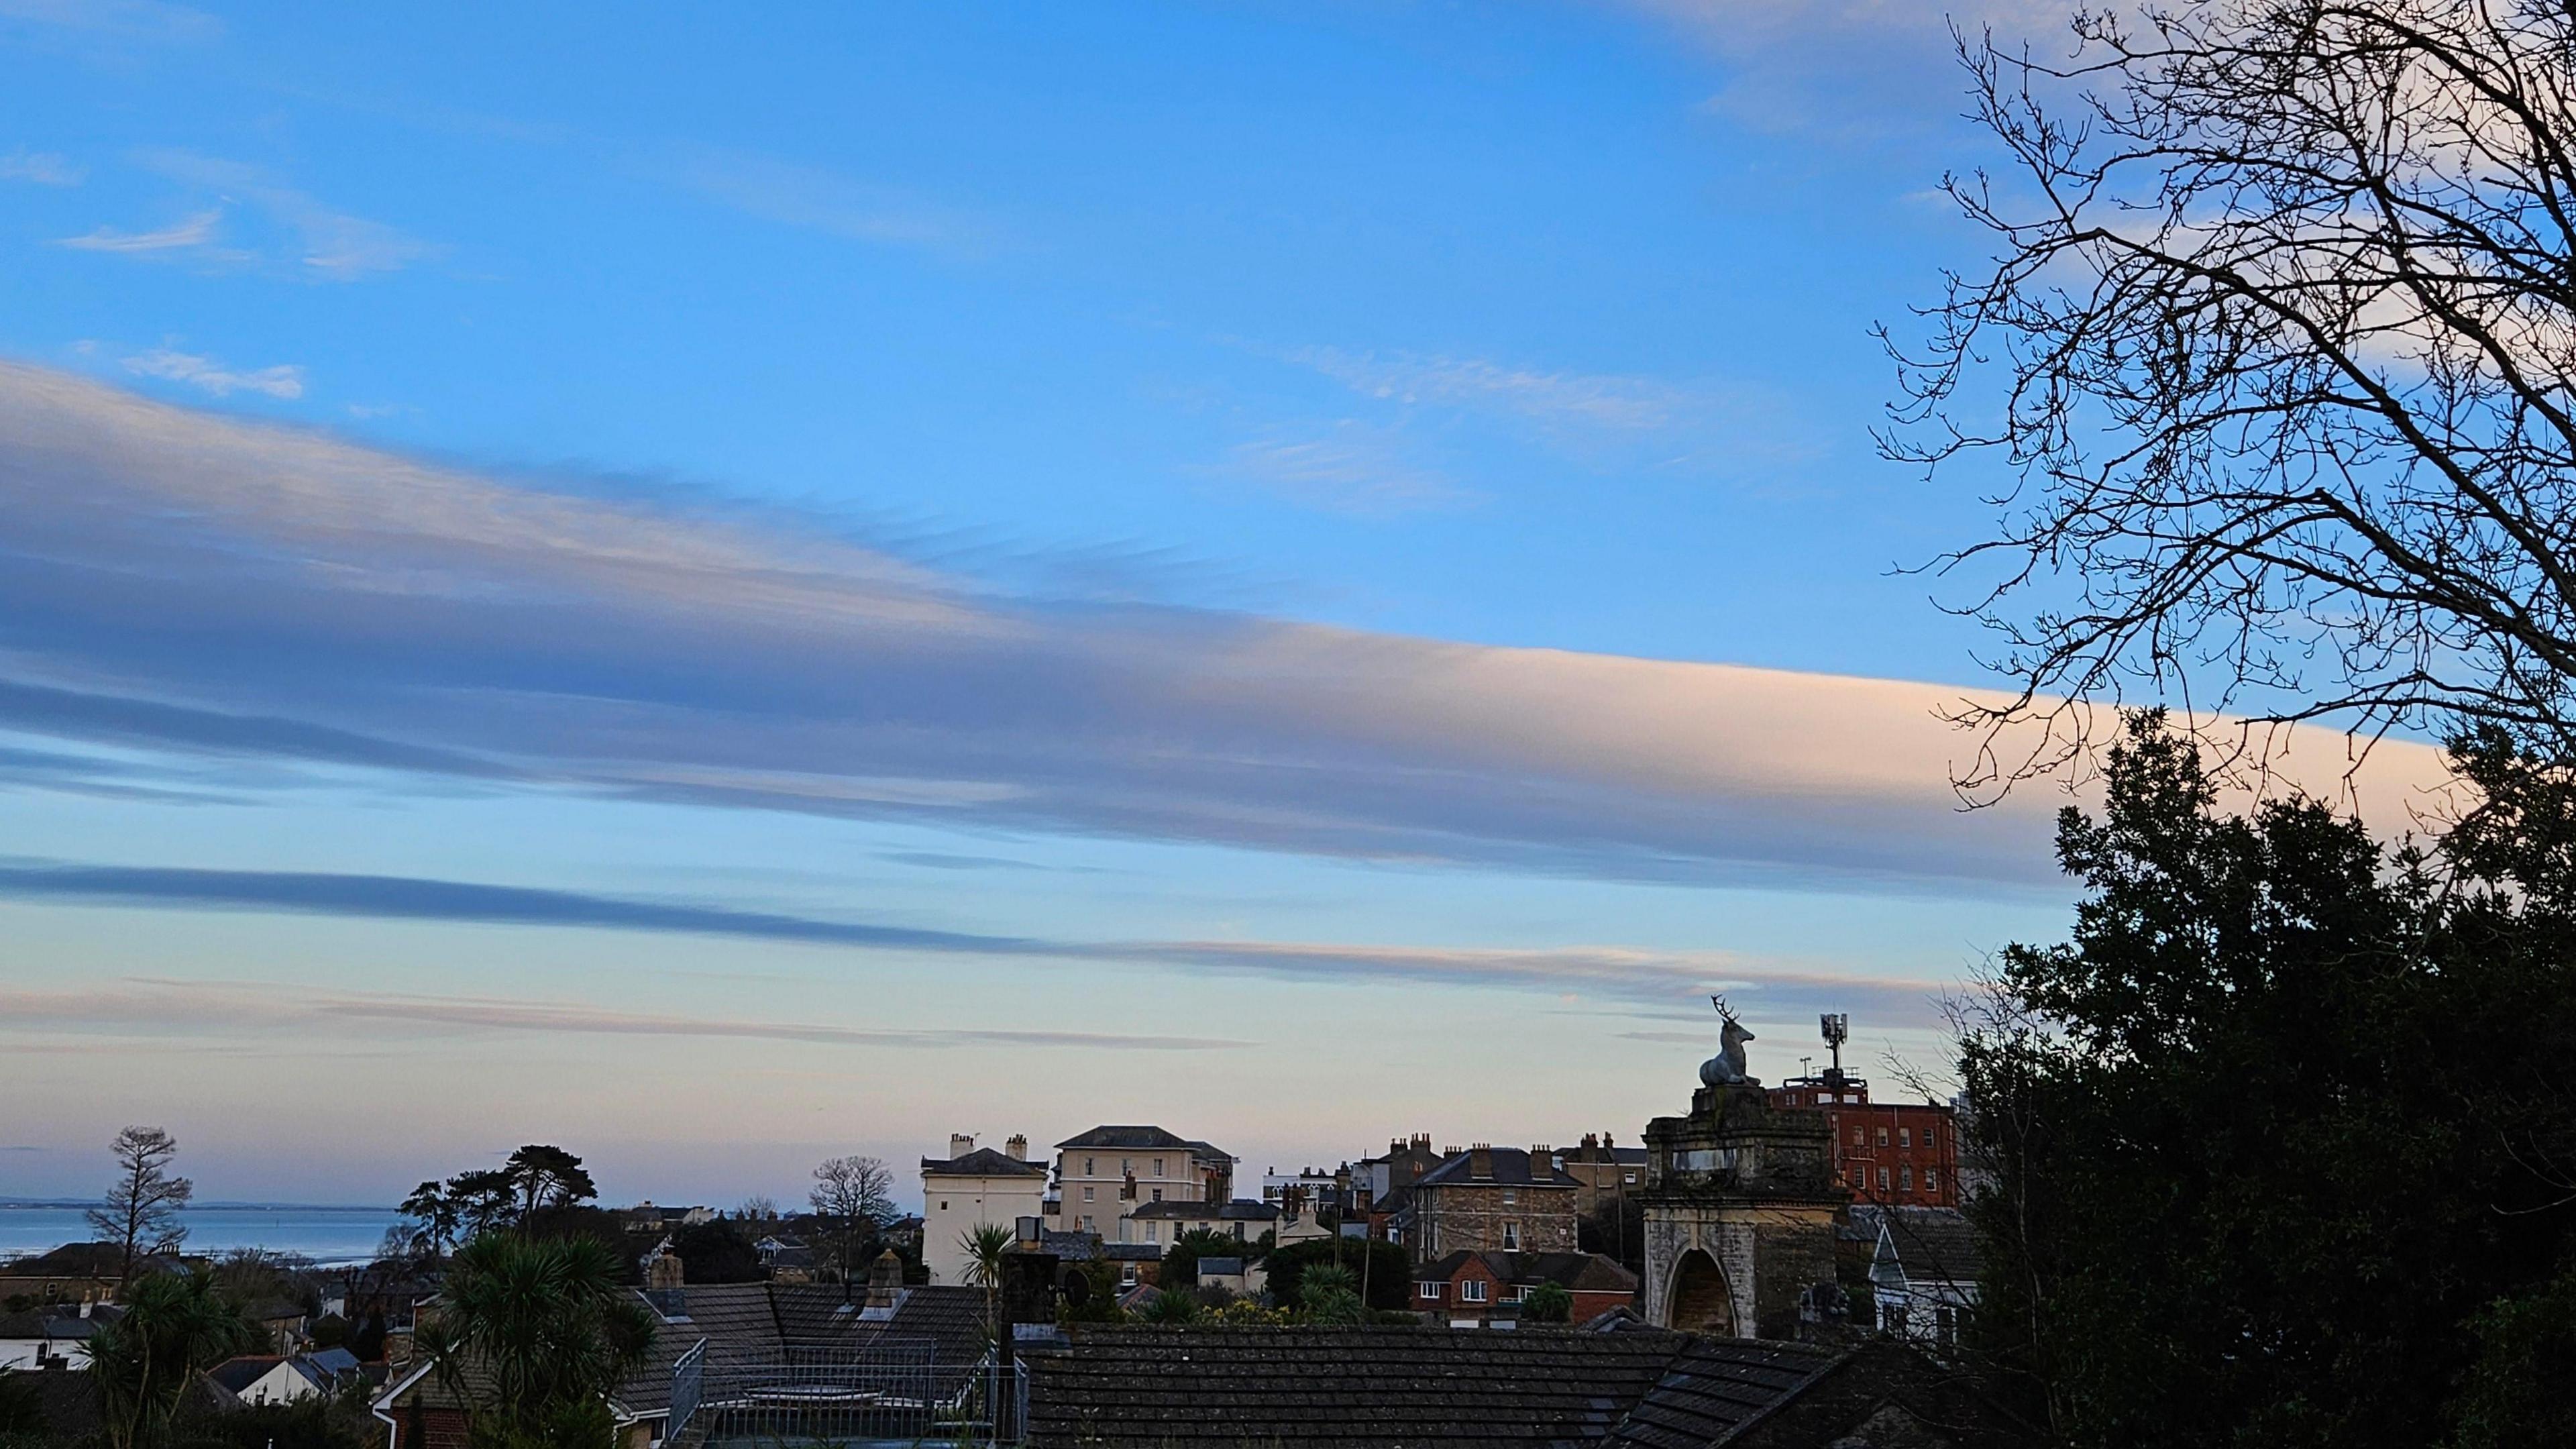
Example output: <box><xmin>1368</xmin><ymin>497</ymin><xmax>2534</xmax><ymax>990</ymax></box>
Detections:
<box><xmin>1027</xmin><ymin>1326</ymin><xmax>1821</xmax><ymax>1448</ymax></box>
<box><xmin>1607</xmin><ymin>1338</ymin><xmax>1839</xmax><ymax>1449</ymax></box>
<box><xmin>921</xmin><ymin>1147</ymin><xmax>1048</xmax><ymax>1178</ymax></box>
<box><xmin>1194</xmin><ymin>1257</ymin><xmax>1246</xmax><ymax>1277</ymax></box>
<box><xmin>1416</xmin><ymin>1146</ymin><xmax>1582</xmax><ymax>1190</ymax></box>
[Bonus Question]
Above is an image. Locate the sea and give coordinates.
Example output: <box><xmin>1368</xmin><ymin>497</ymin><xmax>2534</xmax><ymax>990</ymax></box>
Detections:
<box><xmin>0</xmin><ymin>1202</ymin><xmax>405</xmax><ymax>1267</ymax></box>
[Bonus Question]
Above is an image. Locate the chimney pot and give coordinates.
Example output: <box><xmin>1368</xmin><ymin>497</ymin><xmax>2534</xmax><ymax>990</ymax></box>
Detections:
<box><xmin>949</xmin><ymin>1133</ymin><xmax>975</xmax><ymax>1159</ymax></box>
<box><xmin>1006</xmin><ymin>1134</ymin><xmax>1028</xmax><ymax>1161</ymax></box>
<box><xmin>1469</xmin><ymin>1145</ymin><xmax>1493</xmax><ymax>1179</ymax></box>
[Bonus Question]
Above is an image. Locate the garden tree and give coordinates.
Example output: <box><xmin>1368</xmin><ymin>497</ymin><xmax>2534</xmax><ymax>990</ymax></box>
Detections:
<box><xmin>182</xmin><ymin>1395</ymin><xmax>374</xmax><ymax>1449</ymax></box>
<box><xmin>500</xmin><ymin>1146</ymin><xmax>596</xmax><ymax>1218</ymax></box>
<box><xmin>1137</xmin><ymin>1288</ymin><xmax>1201</xmax><ymax>1326</ymax></box>
<box><xmin>1521</xmin><ymin>1283</ymin><xmax>1572</xmax><ymax>1326</ymax></box>
<box><xmin>667</xmin><ymin>1220</ymin><xmax>763</xmax><ymax>1285</ymax></box>
<box><xmin>736</xmin><ymin>1195</ymin><xmax>778</xmax><ymax>1222</ymax></box>
<box><xmin>415</xmin><ymin>1234</ymin><xmax>654</xmax><ymax>1449</ymax></box>
<box><xmin>84</xmin><ymin>1269</ymin><xmax>257</xmax><ymax>1449</ymax></box>
<box><xmin>1263</xmin><ymin>1238</ymin><xmax>1411</xmax><ymax>1313</ymax></box>
<box><xmin>0</xmin><ymin>1371</ymin><xmax>46</xmax><ymax>1436</ymax></box>
<box><xmin>1958</xmin><ymin>714</ymin><xmax>2576</xmax><ymax>1448</ymax></box>
<box><xmin>1293</xmin><ymin>1265</ymin><xmax>1364</xmax><ymax>1326</ymax></box>
<box><xmin>393</xmin><ymin>1169</ymin><xmax>520</xmax><ymax>1261</ymax></box>
<box><xmin>86</xmin><ymin>1126</ymin><xmax>191</xmax><ymax>1287</ymax></box>
<box><xmin>806</xmin><ymin>1156</ymin><xmax>896</xmax><ymax>1279</ymax></box>
<box><xmin>211</xmin><ymin>1249</ymin><xmax>318</xmax><ymax>1318</ymax></box>
<box><xmin>1890</xmin><ymin>0</ymin><xmax>2576</xmax><ymax>786</ymax></box>
<box><xmin>1155</xmin><ymin>1228</ymin><xmax>1245</xmax><ymax>1289</ymax></box>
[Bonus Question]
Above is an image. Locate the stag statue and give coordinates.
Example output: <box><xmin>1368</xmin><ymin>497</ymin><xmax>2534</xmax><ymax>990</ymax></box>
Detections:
<box><xmin>1699</xmin><ymin>996</ymin><xmax>1756</xmax><ymax>1087</ymax></box>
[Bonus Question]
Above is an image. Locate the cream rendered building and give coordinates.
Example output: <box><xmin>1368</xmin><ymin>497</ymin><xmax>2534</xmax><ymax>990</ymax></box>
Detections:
<box><xmin>1049</xmin><ymin>1125</ymin><xmax>1236</xmax><ymax>1239</ymax></box>
<box><xmin>920</xmin><ymin>1133</ymin><xmax>1049</xmax><ymax>1286</ymax></box>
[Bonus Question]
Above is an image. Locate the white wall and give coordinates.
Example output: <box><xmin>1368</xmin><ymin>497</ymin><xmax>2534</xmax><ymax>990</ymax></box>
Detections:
<box><xmin>920</xmin><ymin>1172</ymin><xmax>1046</xmax><ymax>1285</ymax></box>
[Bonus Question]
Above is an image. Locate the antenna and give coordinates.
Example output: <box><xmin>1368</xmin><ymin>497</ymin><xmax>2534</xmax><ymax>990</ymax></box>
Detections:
<box><xmin>1819</xmin><ymin>1013</ymin><xmax>1849</xmax><ymax>1073</ymax></box>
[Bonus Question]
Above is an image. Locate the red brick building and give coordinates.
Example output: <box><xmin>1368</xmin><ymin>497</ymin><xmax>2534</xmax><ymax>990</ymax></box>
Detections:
<box><xmin>1764</xmin><ymin>1070</ymin><xmax>1958</xmax><ymax>1209</ymax></box>
<box><xmin>1411</xmin><ymin>1250</ymin><xmax>1638</xmax><ymax>1326</ymax></box>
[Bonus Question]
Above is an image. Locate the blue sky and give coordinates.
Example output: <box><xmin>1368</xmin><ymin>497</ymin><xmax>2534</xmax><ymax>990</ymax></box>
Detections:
<box><xmin>0</xmin><ymin>0</ymin><xmax>2447</xmax><ymax>1208</ymax></box>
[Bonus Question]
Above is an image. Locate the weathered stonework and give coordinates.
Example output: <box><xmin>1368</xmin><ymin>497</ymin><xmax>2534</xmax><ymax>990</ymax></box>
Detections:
<box><xmin>1639</xmin><ymin>1079</ymin><xmax>1847</xmax><ymax>1340</ymax></box>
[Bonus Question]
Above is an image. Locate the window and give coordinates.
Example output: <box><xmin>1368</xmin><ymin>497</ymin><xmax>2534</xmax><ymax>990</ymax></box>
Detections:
<box><xmin>1084</xmin><ymin>1157</ymin><xmax>1095</xmax><ymax>1175</ymax></box>
<box><xmin>1146</xmin><ymin>1224</ymin><xmax>1159</xmax><ymax>1243</ymax></box>
<box><xmin>1460</xmin><ymin>1280</ymin><xmax>1489</xmax><ymax>1303</ymax></box>
<box><xmin>1900</xmin><ymin>1165</ymin><xmax>1914</xmax><ymax>1191</ymax></box>
<box><xmin>1623</xmin><ymin>1172</ymin><xmax>1638</xmax><ymax>1185</ymax></box>
<box><xmin>1877</xmin><ymin>1128</ymin><xmax>1890</xmax><ymax>1147</ymax></box>
<box><xmin>1877</xmin><ymin>1167</ymin><xmax>1891</xmax><ymax>1192</ymax></box>
<box><xmin>1899</xmin><ymin>1128</ymin><xmax>1912</xmax><ymax>1148</ymax></box>
<box><xmin>1153</xmin><ymin>1158</ymin><xmax>1165</xmax><ymax>1177</ymax></box>
<box><xmin>1121</xmin><ymin>1267</ymin><xmax>1138</xmax><ymax>1287</ymax></box>
<box><xmin>1936</xmin><ymin>1305</ymin><xmax>1957</xmax><ymax>1342</ymax></box>
<box><xmin>1502</xmin><ymin>1189</ymin><xmax>1516</xmax><ymax>1205</ymax></box>
<box><xmin>939</xmin><ymin>1201</ymin><xmax>949</xmax><ymax>1212</ymax></box>
<box><xmin>1506</xmin><ymin>1287</ymin><xmax>1527</xmax><ymax>1303</ymax></box>
<box><xmin>1850</xmin><ymin>1127</ymin><xmax>1864</xmax><ymax>1146</ymax></box>
<box><xmin>1151</xmin><ymin>1188</ymin><xmax>1164</xmax><ymax>1201</ymax></box>
<box><xmin>1083</xmin><ymin>1185</ymin><xmax>1095</xmax><ymax>1203</ymax></box>
<box><xmin>1120</xmin><ymin>1159</ymin><xmax>1132</xmax><ymax>1174</ymax></box>
<box><xmin>1925</xmin><ymin>1169</ymin><xmax>1940</xmax><ymax>1191</ymax></box>
<box><xmin>1502</xmin><ymin>1222</ymin><xmax>1521</xmax><ymax>1250</ymax></box>
<box><xmin>1079</xmin><ymin>1216</ymin><xmax>1095</xmax><ymax>1231</ymax></box>
<box><xmin>1922</xmin><ymin>1128</ymin><xmax>1936</xmax><ymax>1150</ymax></box>
<box><xmin>1417</xmin><ymin>1282</ymin><xmax>1441</xmax><ymax>1300</ymax></box>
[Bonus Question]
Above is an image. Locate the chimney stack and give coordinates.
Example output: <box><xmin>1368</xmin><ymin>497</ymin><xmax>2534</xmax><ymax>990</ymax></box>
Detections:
<box><xmin>646</xmin><ymin>1251</ymin><xmax>685</xmax><ymax>1291</ymax></box>
<box><xmin>1469</xmin><ymin>1144</ymin><xmax>1493</xmax><ymax>1179</ymax></box>
<box><xmin>949</xmin><ymin>1133</ymin><xmax>975</xmax><ymax>1159</ymax></box>
<box><xmin>1532</xmin><ymin>1143</ymin><xmax>1552</xmax><ymax>1166</ymax></box>
<box><xmin>1006</xmin><ymin>1134</ymin><xmax>1028</xmax><ymax>1161</ymax></box>
<box><xmin>866</xmin><ymin>1250</ymin><xmax>906</xmax><ymax>1311</ymax></box>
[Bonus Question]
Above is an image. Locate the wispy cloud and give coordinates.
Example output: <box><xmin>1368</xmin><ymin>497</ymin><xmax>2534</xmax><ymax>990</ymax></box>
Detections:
<box><xmin>1277</xmin><ymin>344</ymin><xmax>1819</xmax><ymax>478</ymax></box>
<box><xmin>0</xmin><ymin>150</ymin><xmax>82</xmax><ymax>186</ymax></box>
<box><xmin>91</xmin><ymin>151</ymin><xmax>434</xmax><ymax>279</ymax></box>
<box><xmin>122</xmin><ymin>347</ymin><xmax>305</xmax><ymax>400</ymax></box>
<box><xmin>1218</xmin><ymin>423</ymin><xmax>1479</xmax><ymax>516</ymax></box>
<box><xmin>0</xmin><ymin>857</ymin><xmax>1941</xmax><ymax>1015</ymax></box>
<box><xmin>0</xmin><ymin>363</ymin><xmax>2457</xmax><ymax>897</ymax></box>
<box><xmin>664</xmin><ymin>146</ymin><xmax>994</xmax><ymax>257</ymax></box>
<box><xmin>0</xmin><ymin>0</ymin><xmax>218</xmax><ymax>44</ymax></box>
<box><xmin>0</xmin><ymin>978</ymin><xmax>1248</xmax><ymax>1053</ymax></box>
<box><xmin>58</xmin><ymin>208</ymin><xmax>225</xmax><ymax>254</ymax></box>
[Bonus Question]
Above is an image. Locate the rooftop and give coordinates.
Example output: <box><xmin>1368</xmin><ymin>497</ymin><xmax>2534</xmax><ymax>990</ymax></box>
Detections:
<box><xmin>1025</xmin><ymin>1326</ymin><xmax>1837</xmax><ymax>1448</ymax></box>
<box><xmin>1416</xmin><ymin>1146</ymin><xmax>1582</xmax><ymax>1190</ymax></box>
<box><xmin>920</xmin><ymin>1146</ymin><xmax>1048</xmax><ymax>1178</ymax></box>
<box><xmin>1055</xmin><ymin>1126</ymin><xmax>1232</xmax><ymax>1161</ymax></box>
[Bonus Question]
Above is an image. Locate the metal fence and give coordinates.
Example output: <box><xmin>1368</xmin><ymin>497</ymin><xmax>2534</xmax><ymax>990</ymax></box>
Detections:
<box><xmin>668</xmin><ymin>1340</ymin><xmax>1025</xmax><ymax>1447</ymax></box>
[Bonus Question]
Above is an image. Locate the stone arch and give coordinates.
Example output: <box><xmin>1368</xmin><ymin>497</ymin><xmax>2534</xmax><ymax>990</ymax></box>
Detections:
<box><xmin>1664</xmin><ymin>1248</ymin><xmax>1737</xmax><ymax>1336</ymax></box>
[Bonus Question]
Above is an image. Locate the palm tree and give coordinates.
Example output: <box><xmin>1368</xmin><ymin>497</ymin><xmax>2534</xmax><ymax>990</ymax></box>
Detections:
<box><xmin>85</xmin><ymin>1268</ymin><xmax>257</xmax><ymax>1449</ymax></box>
<box><xmin>958</xmin><ymin>1222</ymin><xmax>1015</xmax><ymax>1336</ymax></box>
<box><xmin>1296</xmin><ymin>1264</ymin><xmax>1364</xmax><ymax>1325</ymax></box>
<box><xmin>418</xmin><ymin>1233</ymin><xmax>654</xmax><ymax>1449</ymax></box>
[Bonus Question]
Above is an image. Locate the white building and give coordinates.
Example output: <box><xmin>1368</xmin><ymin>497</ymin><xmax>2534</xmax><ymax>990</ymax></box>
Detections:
<box><xmin>919</xmin><ymin>1133</ymin><xmax>1048</xmax><ymax>1286</ymax></box>
<box><xmin>1049</xmin><ymin>1125</ymin><xmax>1235</xmax><ymax>1238</ymax></box>
<box><xmin>210</xmin><ymin>1348</ymin><xmax>364</xmax><ymax>1406</ymax></box>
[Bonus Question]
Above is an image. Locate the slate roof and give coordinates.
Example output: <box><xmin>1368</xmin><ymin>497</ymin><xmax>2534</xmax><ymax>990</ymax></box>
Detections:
<box><xmin>1126</xmin><ymin>1199</ymin><xmax>1277</xmax><ymax>1221</ymax></box>
<box><xmin>2</xmin><ymin>1367</ymin><xmax>104</xmax><ymax>1438</ymax></box>
<box><xmin>1421</xmin><ymin>1250</ymin><xmax>1640</xmax><ymax>1295</ymax></box>
<box><xmin>0</xmin><ymin>1311</ymin><xmax>109</xmax><ymax>1342</ymax></box>
<box><xmin>207</xmin><ymin>1357</ymin><xmax>288</xmax><ymax>1394</ymax></box>
<box><xmin>921</xmin><ymin>1147</ymin><xmax>1048</xmax><ymax>1178</ymax></box>
<box><xmin>1847</xmin><ymin>1207</ymin><xmax>1983</xmax><ymax>1285</ymax></box>
<box><xmin>1416</xmin><ymin>1147</ymin><xmax>1583</xmax><ymax>1190</ymax></box>
<box><xmin>1607</xmin><ymin>1338</ymin><xmax>1840</xmax><ymax>1449</ymax></box>
<box><xmin>1057</xmin><ymin>1126</ymin><xmax>1232</xmax><ymax>1161</ymax></box>
<box><xmin>1026</xmin><ymin>1326</ymin><xmax>1833</xmax><ymax>1448</ymax></box>
<box><xmin>382</xmin><ymin>1282</ymin><xmax>995</xmax><ymax>1424</ymax></box>
<box><xmin>1195</xmin><ymin>1257</ymin><xmax>1246</xmax><ymax>1277</ymax></box>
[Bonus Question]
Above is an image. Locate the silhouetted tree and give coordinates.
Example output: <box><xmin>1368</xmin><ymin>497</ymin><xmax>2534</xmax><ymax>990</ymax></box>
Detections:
<box><xmin>87</xmin><ymin>1127</ymin><xmax>191</xmax><ymax>1287</ymax></box>
<box><xmin>1890</xmin><ymin>1</ymin><xmax>2576</xmax><ymax>784</ymax></box>
<box><xmin>806</xmin><ymin>1157</ymin><xmax>895</xmax><ymax>1279</ymax></box>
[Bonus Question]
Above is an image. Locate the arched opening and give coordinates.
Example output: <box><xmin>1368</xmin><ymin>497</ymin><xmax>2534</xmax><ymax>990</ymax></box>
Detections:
<box><xmin>1665</xmin><ymin>1248</ymin><xmax>1737</xmax><ymax>1336</ymax></box>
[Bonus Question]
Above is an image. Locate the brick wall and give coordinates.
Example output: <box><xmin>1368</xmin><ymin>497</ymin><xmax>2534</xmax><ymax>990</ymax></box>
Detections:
<box><xmin>1414</xmin><ymin>1183</ymin><xmax>1578</xmax><ymax>1256</ymax></box>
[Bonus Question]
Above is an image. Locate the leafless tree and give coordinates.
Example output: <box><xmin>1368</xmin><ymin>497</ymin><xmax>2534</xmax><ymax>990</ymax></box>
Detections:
<box><xmin>808</xmin><ymin>1155</ymin><xmax>896</xmax><ymax>1279</ymax></box>
<box><xmin>85</xmin><ymin>1126</ymin><xmax>192</xmax><ymax>1287</ymax></box>
<box><xmin>1887</xmin><ymin>0</ymin><xmax>2576</xmax><ymax>791</ymax></box>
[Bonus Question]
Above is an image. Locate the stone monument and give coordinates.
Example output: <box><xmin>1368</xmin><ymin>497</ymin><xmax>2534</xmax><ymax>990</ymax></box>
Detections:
<box><xmin>1639</xmin><ymin>997</ymin><xmax>1849</xmax><ymax>1338</ymax></box>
